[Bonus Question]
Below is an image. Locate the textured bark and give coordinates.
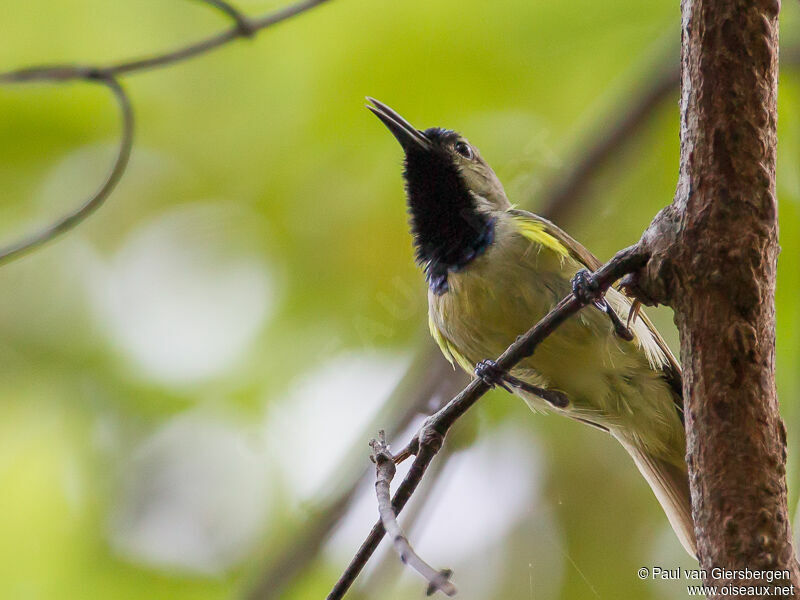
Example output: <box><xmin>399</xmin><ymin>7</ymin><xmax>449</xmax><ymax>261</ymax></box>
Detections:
<box><xmin>632</xmin><ymin>0</ymin><xmax>800</xmax><ymax>596</ymax></box>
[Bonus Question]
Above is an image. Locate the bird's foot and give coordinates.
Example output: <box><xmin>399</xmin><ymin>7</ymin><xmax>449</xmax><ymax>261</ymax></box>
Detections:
<box><xmin>474</xmin><ymin>359</ymin><xmax>513</xmax><ymax>392</ymax></box>
<box><xmin>572</xmin><ymin>269</ymin><xmax>634</xmax><ymax>341</ymax></box>
<box><xmin>474</xmin><ymin>359</ymin><xmax>568</xmax><ymax>408</ymax></box>
<box><xmin>571</xmin><ymin>269</ymin><xmax>602</xmax><ymax>305</ymax></box>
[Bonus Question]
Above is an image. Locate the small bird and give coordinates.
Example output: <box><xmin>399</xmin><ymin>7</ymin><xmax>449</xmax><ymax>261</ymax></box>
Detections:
<box><xmin>367</xmin><ymin>98</ymin><xmax>696</xmax><ymax>557</ymax></box>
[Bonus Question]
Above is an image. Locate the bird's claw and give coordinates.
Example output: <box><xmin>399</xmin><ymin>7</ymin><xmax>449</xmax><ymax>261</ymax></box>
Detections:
<box><xmin>475</xmin><ymin>359</ymin><xmax>569</xmax><ymax>408</ymax></box>
<box><xmin>474</xmin><ymin>359</ymin><xmax>512</xmax><ymax>392</ymax></box>
<box><xmin>573</xmin><ymin>269</ymin><xmax>634</xmax><ymax>341</ymax></box>
<box><xmin>571</xmin><ymin>269</ymin><xmax>601</xmax><ymax>305</ymax></box>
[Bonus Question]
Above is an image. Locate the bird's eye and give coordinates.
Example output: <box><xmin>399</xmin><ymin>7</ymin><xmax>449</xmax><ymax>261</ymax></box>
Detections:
<box><xmin>454</xmin><ymin>141</ymin><xmax>474</xmax><ymax>160</ymax></box>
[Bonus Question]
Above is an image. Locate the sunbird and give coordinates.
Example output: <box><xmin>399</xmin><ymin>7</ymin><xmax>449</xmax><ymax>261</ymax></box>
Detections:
<box><xmin>367</xmin><ymin>98</ymin><xmax>696</xmax><ymax>557</ymax></box>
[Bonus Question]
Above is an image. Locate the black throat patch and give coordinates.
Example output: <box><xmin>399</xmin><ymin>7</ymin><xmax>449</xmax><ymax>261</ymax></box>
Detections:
<box><xmin>402</xmin><ymin>129</ymin><xmax>495</xmax><ymax>295</ymax></box>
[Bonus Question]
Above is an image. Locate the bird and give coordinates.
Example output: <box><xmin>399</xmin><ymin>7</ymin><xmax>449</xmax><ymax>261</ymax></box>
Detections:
<box><xmin>366</xmin><ymin>97</ymin><xmax>696</xmax><ymax>557</ymax></box>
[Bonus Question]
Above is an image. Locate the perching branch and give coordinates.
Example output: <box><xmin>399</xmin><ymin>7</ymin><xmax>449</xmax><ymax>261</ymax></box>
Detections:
<box><xmin>0</xmin><ymin>0</ymin><xmax>332</xmax><ymax>265</ymax></box>
<box><xmin>327</xmin><ymin>245</ymin><xmax>648</xmax><ymax>599</ymax></box>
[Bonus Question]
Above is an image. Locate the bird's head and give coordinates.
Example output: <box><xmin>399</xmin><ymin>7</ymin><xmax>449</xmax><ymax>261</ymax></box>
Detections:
<box><xmin>367</xmin><ymin>98</ymin><xmax>509</xmax><ymax>294</ymax></box>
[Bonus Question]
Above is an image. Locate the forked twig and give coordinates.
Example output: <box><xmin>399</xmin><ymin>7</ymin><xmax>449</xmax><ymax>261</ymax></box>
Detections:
<box><xmin>370</xmin><ymin>431</ymin><xmax>456</xmax><ymax>596</ymax></box>
<box><xmin>192</xmin><ymin>0</ymin><xmax>257</xmax><ymax>36</ymax></box>
<box><xmin>0</xmin><ymin>0</ymin><xmax>333</xmax><ymax>265</ymax></box>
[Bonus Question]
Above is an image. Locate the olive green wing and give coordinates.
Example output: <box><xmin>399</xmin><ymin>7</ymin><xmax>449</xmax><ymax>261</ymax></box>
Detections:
<box><xmin>508</xmin><ymin>208</ymin><xmax>603</xmax><ymax>270</ymax></box>
<box><xmin>507</xmin><ymin>208</ymin><xmax>684</xmax><ymax>409</ymax></box>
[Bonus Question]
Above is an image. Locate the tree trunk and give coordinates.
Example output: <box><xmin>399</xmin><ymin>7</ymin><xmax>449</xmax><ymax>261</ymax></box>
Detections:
<box><xmin>632</xmin><ymin>0</ymin><xmax>800</xmax><ymax>596</ymax></box>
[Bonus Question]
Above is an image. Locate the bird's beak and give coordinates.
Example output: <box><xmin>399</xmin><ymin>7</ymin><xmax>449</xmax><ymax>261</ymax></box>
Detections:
<box><xmin>366</xmin><ymin>97</ymin><xmax>431</xmax><ymax>152</ymax></box>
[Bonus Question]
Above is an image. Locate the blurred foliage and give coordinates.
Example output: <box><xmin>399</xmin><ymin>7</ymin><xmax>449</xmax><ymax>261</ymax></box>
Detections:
<box><xmin>0</xmin><ymin>0</ymin><xmax>798</xmax><ymax>598</ymax></box>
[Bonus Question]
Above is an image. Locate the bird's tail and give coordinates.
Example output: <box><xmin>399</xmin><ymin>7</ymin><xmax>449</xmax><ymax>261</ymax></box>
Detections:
<box><xmin>617</xmin><ymin>439</ymin><xmax>697</xmax><ymax>558</ymax></box>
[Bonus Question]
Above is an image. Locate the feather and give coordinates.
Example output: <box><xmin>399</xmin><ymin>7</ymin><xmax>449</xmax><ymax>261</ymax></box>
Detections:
<box><xmin>507</xmin><ymin>208</ymin><xmax>684</xmax><ymax>418</ymax></box>
<box><xmin>617</xmin><ymin>437</ymin><xmax>697</xmax><ymax>557</ymax></box>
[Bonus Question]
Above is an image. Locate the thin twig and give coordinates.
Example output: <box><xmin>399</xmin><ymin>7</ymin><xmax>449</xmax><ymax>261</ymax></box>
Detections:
<box><xmin>326</xmin><ymin>245</ymin><xmax>649</xmax><ymax>599</ymax></box>
<box><xmin>327</xmin><ymin>431</ymin><xmax>442</xmax><ymax>599</ymax></box>
<box><xmin>0</xmin><ymin>0</ymin><xmax>332</xmax><ymax>83</ymax></box>
<box><xmin>370</xmin><ymin>431</ymin><xmax>456</xmax><ymax>596</ymax></box>
<box><xmin>0</xmin><ymin>0</ymin><xmax>332</xmax><ymax>265</ymax></box>
<box><xmin>361</xmin><ymin>444</ymin><xmax>455</xmax><ymax>595</ymax></box>
<box><xmin>192</xmin><ymin>0</ymin><xmax>257</xmax><ymax>36</ymax></box>
<box><xmin>0</xmin><ymin>76</ymin><xmax>133</xmax><ymax>265</ymax></box>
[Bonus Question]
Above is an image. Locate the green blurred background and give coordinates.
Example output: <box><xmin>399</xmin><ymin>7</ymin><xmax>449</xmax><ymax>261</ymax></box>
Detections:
<box><xmin>0</xmin><ymin>0</ymin><xmax>798</xmax><ymax>598</ymax></box>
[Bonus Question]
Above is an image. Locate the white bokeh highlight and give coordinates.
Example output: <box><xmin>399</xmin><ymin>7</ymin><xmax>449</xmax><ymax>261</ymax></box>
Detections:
<box><xmin>88</xmin><ymin>204</ymin><xmax>274</xmax><ymax>385</ymax></box>
<box><xmin>412</xmin><ymin>429</ymin><xmax>542</xmax><ymax>562</ymax></box>
<box><xmin>264</xmin><ymin>352</ymin><xmax>409</xmax><ymax>500</ymax></box>
<box><xmin>110</xmin><ymin>413</ymin><xmax>271</xmax><ymax>575</ymax></box>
